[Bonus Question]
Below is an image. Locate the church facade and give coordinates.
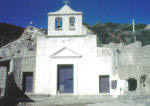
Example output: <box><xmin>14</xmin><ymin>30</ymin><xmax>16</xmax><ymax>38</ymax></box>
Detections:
<box><xmin>35</xmin><ymin>4</ymin><xmax>116</xmax><ymax>96</ymax></box>
<box><xmin>1</xmin><ymin>3</ymin><xmax>150</xmax><ymax>98</ymax></box>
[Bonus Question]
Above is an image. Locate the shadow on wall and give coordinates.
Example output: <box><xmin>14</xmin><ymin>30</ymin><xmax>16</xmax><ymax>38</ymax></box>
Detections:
<box><xmin>1</xmin><ymin>72</ymin><xmax>34</xmax><ymax>106</ymax></box>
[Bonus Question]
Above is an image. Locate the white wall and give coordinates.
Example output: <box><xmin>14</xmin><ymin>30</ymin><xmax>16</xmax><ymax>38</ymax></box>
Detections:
<box><xmin>34</xmin><ymin>34</ymin><xmax>116</xmax><ymax>95</ymax></box>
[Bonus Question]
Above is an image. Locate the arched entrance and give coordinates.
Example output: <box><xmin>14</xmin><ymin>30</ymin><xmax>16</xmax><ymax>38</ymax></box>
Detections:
<box><xmin>127</xmin><ymin>78</ymin><xmax>137</xmax><ymax>91</ymax></box>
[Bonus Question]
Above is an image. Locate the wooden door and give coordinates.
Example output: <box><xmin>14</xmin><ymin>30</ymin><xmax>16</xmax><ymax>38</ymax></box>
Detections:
<box><xmin>57</xmin><ymin>65</ymin><xmax>73</xmax><ymax>93</ymax></box>
<box><xmin>99</xmin><ymin>75</ymin><xmax>110</xmax><ymax>93</ymax></box>
<box><xmin>23</xmin><ymin>72</ymin><xmax>33</xmax><ymax>93</ymax></box>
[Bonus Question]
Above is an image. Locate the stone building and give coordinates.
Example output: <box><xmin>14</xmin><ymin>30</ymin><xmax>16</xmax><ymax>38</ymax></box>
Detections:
<box><xmin>0</xmin><ymin>3</ymin><xmax>150</xmax><ymax>98</ymax></box>
<box><xmin>105</xmin><ymin>42</ymin><xmax>150</xmax><ymax>95</ymax></box>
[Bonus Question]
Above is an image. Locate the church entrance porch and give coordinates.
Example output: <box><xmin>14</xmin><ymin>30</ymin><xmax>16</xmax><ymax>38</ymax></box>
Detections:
<box><xmin>57</xmin><ymin>65</ymin><xmax>73</xmax><ymax>93</ymax></box>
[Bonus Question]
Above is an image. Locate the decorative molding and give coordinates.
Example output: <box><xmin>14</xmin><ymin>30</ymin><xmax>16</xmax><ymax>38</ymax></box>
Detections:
<box><xmin>51</xmin><ymin>47</ymin><xmax>82</xmax><ymax>58</ymax></box>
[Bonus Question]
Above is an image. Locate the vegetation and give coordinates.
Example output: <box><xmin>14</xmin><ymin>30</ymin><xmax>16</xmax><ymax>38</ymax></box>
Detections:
<box><xmin>0</xmin><ymin>23</ymin><xmax>24</xmax><ymax>47</ymax></box>
<box><xmin>0</xmin><ymin>22</ymin><xmax>150</xmax><ymax>47</ymax></box>
<box><xmin>84</xmin><ymin>22</ymin><xmax>149</xmax><ymax>46</ymax></box>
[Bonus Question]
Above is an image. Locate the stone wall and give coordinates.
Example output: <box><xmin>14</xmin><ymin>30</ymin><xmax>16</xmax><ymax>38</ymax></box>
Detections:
<box><xmin>0</xmin><ymin>26</ymin><xmax>40</xmax><ymax>62</ymax></box>
<box><xmin>104</xmin><ymin>41</ymin><xmax>150</xmax><ymax>94</ymax></box>
<box><xmin>0</xmin><ymin>66</ymin><xmax>7</xmax><ymax>97</ymax></box>
<box><xmin>0</xmin><ymin>26</ymin><xmax>41</xmax><ymax>97</ymax></box>
<box><xmin>21</xmin><ymin>56</ymin><xmax>36</xmax><ymax>72</ymax></box>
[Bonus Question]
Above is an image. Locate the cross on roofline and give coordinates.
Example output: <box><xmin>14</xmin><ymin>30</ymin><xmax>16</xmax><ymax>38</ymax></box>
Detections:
<box><xmin>63</xmin><ymin>0</ymin><xmax>70</xmax><ymax>5</ymax></box>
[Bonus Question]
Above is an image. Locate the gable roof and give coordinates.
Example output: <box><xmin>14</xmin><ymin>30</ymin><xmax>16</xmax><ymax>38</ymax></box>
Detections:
<box><xmin>48</xmin><ymin>5</ymin><xmax>82</xmax><ymax>15</ymax></box>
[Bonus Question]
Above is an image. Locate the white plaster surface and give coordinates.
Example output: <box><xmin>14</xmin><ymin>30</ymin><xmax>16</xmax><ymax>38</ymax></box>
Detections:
<box><xmin>48</xmin><ymin>5</ymin><xmax>83</xmax><ymax>36</ymax></box>
<box><xmin>34</xmin><ymin>4</ymin><xmax>120</xmax><ymax>96</ymax></box>
<box><xmin>34</xmin><ymin>33</ymin><xmax>117</xmax><ymax>96</ymax></box>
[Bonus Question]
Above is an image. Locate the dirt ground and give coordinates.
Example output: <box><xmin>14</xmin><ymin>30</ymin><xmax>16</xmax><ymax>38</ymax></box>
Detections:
<box><xmin>1</xmin><ymin>95</ymin><xmax>150</xmax><ymax>106</ymax></box>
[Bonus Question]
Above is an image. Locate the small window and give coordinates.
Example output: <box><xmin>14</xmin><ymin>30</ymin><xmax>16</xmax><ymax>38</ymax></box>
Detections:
<box><xmin>55</xmin><ymin>17</ymin><xmax>62</xmax><ymax>30</ymax></box>
<box><xmin>69</xmin><ymin>17</ymin><xmax>75</xmax><ymax>29</ymax></box>
<box><xmin>111</xmin><ymin>80</ymin><xmax>117</xmax><ymax>89</ymax></box>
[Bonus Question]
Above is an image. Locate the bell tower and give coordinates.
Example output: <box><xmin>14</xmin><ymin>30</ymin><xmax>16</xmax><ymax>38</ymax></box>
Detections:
<box><xmin>48</xmin><ymin>1</ymin><xmax>83</xmax><ymax>36</ymax></box>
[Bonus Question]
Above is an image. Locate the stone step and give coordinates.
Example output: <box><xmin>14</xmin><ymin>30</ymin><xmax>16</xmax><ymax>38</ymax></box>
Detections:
<box><xmin>118</xmin><ymin>94</ymin><xmax>150</xmax><ymax>101</ymax></box>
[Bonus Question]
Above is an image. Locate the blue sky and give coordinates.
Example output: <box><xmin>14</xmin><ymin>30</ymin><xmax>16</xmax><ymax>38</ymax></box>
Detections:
<box><xmin>0</xmin><ymin>0</ymin><xmax>149</xmax><ymax>28</ymax></box>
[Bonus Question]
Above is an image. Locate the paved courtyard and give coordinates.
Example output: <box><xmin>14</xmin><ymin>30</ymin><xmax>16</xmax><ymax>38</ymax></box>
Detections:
<box><xmin>11</xmin><ymin>95</ymin><xmax>150</xmax><ymax>106</ymax></box>
<box><xmin>1</xmin><ymin>95</ymin><xmax>150</xmax><ymax>106</ymax></box>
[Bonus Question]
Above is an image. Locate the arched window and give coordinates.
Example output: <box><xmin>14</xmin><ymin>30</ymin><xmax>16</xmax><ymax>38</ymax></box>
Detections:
<box><xmin>55</xmin><ymin>17</ymin><xmax>62</xmax><ymax>30</ymax></box>
<box><xmin>69</xmin><ymin>17</ymin><xmax>75</xmax><ymax>29</ymax></box>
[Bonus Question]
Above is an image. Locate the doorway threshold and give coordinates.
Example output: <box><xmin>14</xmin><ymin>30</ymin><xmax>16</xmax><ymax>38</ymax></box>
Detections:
<box><xmin>56</xmin><ymin>93</ymin><xmax>74</xmax><ymax>96</ymax></box>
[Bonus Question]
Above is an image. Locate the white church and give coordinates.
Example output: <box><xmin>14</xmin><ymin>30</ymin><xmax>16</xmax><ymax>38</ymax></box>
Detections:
<box><xmin>35</xmin><ymin>3</ymin><xmax>122</xmax><ymax>96</ymax></box>
<box><xmin>0</xmin><ymin>1</ymin><xmax>131</xmax><ymax>98</ymax></box>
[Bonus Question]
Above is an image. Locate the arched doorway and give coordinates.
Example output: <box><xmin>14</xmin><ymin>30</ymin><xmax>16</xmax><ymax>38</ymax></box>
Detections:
<box><xmin>127</xmin><ymin>78</ymin><xmax>137</xmax><ymax>91</ymax></box>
